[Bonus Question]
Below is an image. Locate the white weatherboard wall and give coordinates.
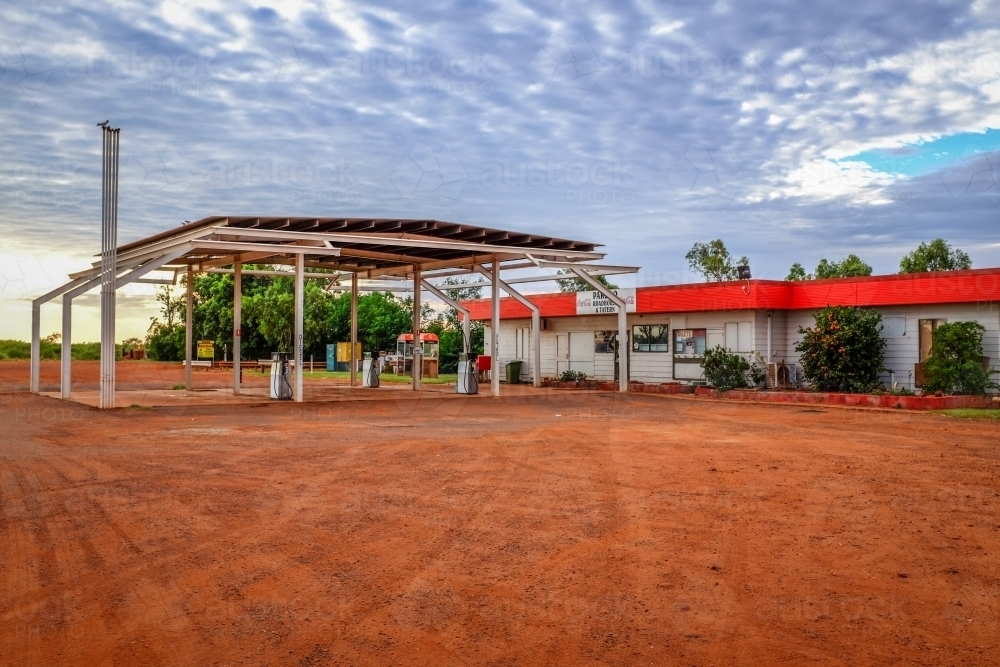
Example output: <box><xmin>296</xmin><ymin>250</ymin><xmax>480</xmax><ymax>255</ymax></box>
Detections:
<box><xmin>784</xmin><ymin>304</ymin><xmax>1000</xmax><ymax>391</ymax></box>
<box><xmin>490</xmin><ymin>310</ymin><xmax>762</xmax><ymax>383</ymax></box>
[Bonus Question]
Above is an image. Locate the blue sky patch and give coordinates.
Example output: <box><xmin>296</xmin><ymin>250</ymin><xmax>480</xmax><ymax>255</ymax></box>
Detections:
<box><xmin>837</xmin><ymin>129</ymin><xmax>1000</xmax><ymax>177</ymax></box>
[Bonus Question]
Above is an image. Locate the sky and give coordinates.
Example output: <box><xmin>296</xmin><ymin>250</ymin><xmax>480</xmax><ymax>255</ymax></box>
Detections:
<box><xmin>1</xmin><ymin>0</ymin><xmax>999</xmax><ymax>341</ymax></box>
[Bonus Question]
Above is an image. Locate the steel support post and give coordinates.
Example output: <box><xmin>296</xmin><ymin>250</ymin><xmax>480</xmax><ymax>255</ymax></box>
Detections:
<box><xmin>61</xmin><ymin>295</ymin><xmax>71</xmax><ymax>399</ymax></box>
<box><xmin>412</xmin><ymin>268</ymin><xmax>421</xmax><ymax>390</ymax></box>
<box><xmin>571</xmin><ymin>268</ymin><xmax>629</xmax><ymax>393</ymax></box>
<box><xmin>491</xmin><ymin>257</ymin><xmax>500</xmax><ymax>397</ymax></box>
<box><xmin>351</xmin><ymin>272</ymin><xmax>358</xmax><ymax>386</ymax></box>
<box><xmin>185</xmin><ymin>265</ymin><xmax>193</xmax><ymax>390</ymax></box>
<box><xmin>233</xmin><ymin>261</ymin><xmax>241</xmax><ymax>394</ymax></box>
<box><xmin>294</xmin><ymin>253</ymin><xmax>304</xmax><ymax>402</ymax></box>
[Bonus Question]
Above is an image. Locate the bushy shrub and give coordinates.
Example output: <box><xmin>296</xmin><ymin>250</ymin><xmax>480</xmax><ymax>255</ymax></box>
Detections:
<box><xmin>701</xmin><ymin>346</ymin><xmax>764</xmax><ymax>390</ymax></box>
<box><xmin>922</xmin><ymin>321</ymin><xmax>998</xmax><ymax>395</ymax></box>
<box><xmin>559</xmin><ymin>370</ymin><xmax>588</xmax><ymax>382</ymax></box>
<box><xmin>795</xmin><ymin>306</ymin><xmax>885</xmax><ymax>393</ymax></box>
<box><xmin>146</xmin><ymin>323</ymin><xmax>186</xmax><ymax>361</ymax></box>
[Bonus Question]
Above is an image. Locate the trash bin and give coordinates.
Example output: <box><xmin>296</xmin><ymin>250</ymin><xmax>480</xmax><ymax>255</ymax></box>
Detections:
<box><xmin>505</xmin><ymin>360</ymin><xmax>523</xmax><ymax>384</ymax></box>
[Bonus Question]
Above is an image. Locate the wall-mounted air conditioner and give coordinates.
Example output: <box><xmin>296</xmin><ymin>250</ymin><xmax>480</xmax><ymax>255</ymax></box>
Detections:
<box><xmin>766</xmin><ymin>362</ymin><xmax>797</xmax><ymax>389</ymax></box>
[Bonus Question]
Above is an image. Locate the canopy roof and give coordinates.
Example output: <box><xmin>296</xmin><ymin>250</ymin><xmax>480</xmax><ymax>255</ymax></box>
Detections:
<box><xmin>95</xmin><ymin>216</ymin><xmax>604</xmax><ymax>281</ymax></box>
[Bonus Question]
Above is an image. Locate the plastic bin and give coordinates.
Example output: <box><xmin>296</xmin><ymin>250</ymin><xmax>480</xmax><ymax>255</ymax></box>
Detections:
<box><xmin>505</xmin><ymin>360</ymin><xmax>523</xmax><ymax>384</ymax></box>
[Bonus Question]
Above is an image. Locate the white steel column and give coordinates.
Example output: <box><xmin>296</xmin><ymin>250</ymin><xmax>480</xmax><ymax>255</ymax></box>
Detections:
<box><xmin>351</xmin><ymin>272</ymin><xmax>358</xmax><ymax>387</ymax></box>
<box><xmin>30</xmin><ymin>304</ymin><xmax>41</xmax><ymax>393</ymax></box>
<box><xmin>412</xmin><ymin>268</ymin><xmax>421</xmax><ymax>390</ymax></box>
<box><xmin>61</xmin><ymin>295</ymin><xmax>72</xmax><ymax>399</ymax></box>
<box><xmin>475</xmin><ymin>266</ymin><xmax>540</xmax><ymax>387</ymax></box>
<box><xmin>99</xmin><ymin>125</ymin><xmax>120</xmax><ymax>410</ymax></box>
<box><xmin>571</xmin><ymin>268</ymin><xmax>628</xmax><ymax>393</ymax></box>
<box><xmin>294</xmin><ymin>253</ymin><xmax>304</xmax><ymax>402</ymax></box>
<box><xmin>491</xmin><ymin>257</ymin><xmax>500</xmax><ymax>397</ymax></box>
<box><xmin>185</xmin><ymin>265</ymin><xmax>193</xmax><ymax>390</ymax></box>
<box><xmin>233</xmin><ymin>261</ymin><xmax>242</xmax><ymax>394</ymax></box>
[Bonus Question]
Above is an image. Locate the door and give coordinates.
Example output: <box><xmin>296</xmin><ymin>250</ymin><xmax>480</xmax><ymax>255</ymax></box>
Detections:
<box><xmin>568</xmin><ymin>331</ymin><xmax>595</xmax><ymax>378</ymax></box>
<box><xmin>556</xmin><ymin>334</ymin><xmax>569</xmax><ymax>375</ymax></box>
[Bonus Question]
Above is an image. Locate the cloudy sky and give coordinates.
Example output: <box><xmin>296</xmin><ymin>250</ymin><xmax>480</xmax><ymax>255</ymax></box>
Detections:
<box><xmin>2</xmin><ymin>0</ymin><xmax>999</xmax><ymax>340</ymax></box>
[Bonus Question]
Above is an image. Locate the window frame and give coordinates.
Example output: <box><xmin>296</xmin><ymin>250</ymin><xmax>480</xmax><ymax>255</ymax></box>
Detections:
<box><xmin>631</xmin><ymin>324</ymin><xmax>670</xmax><ymax>353</ymax></box>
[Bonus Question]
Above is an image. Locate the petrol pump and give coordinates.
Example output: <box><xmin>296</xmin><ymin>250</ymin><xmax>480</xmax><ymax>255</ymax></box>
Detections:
<box><xmin>362</xmin><ymin>351</ymin><xmax>380</xmax><ymax>387</ymax></box>
<box><xmin>269</xmin><ymin>352</ymin><xmax>292</xmax><ymax>400</ymax></box>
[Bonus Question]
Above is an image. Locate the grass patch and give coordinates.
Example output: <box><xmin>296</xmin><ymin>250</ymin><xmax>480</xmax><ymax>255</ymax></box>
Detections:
<box><xmin>938</xmin><ymin>408</ymin><xmax>1000</xmax><ymax>420</ymax></box>
<box><xmin>170</xmin><ymin>384</ymin><xmax>186</xmax><ymax>390</ymax></box>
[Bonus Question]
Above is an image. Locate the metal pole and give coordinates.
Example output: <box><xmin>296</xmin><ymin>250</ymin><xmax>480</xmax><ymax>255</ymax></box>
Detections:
<box><xmin>30</xmin><ymin>304</ymin><xmax>40</xmax><ymax>393</ymax></box>
<box><xmin>618</xmin><ymin>304</ymin><xmax>628</xmax><ymax>393</ymax></box>
<box><xmin>294</xmin><ymin>252</ymin><xmax>304</xmax><ymax>402</ymax></box>
<box><xmin>532</xmin><ymin>308</ymin><xmax>541</xmax><ymax>388</ymax></box>
<box><xmin>61</xmin><ymin>295</ymin><xmax>72</xmax><ymax>399</ymax></box>
<box><xmin>412</xmin><ymin>268</ymin><xmax>421</xmax><ymax>390</ymax></box>
<box><xmin>185</xmin><ymin>265</ymin><xmax>193</xmax><ymax>390</ymax></box>
<box><xmin>233</xmin><ymin>261</ymin><xmax>241</xmax><ymax>394</ymax></box>
<box><xmin>570</xmin><ymin>268</ymin><xmax>628</xmax><ymax>393</ymax></box>
<box><xmin>98</xmin><ymin>125</ymin><xmax>119</xmax><ymax>409</ymax></box>
<box><xmin>491</xmin><ymin>256</ymin><xmax>500</xmax><ymax>397</ymax></box>
<box><xmin>351</xmin><ymin>272</ymin><xmax>358</xmax><ymax>386</ymax></box>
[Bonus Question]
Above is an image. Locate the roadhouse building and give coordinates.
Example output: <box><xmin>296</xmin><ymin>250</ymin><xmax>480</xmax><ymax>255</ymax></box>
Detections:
<box><xmin>464</xmin><ymin>268</ymin><xmax>1000</xmax><ymax>391</ymax></box>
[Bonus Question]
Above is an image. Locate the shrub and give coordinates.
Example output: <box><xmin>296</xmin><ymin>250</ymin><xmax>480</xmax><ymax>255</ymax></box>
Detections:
<box><xmin>795</xmin><ymin>306</ymin><xmax>885</xmax><ymax>393</ymax></box>
<box><xmin>701</xmin><ymin>346</ymin><xmax>764</xmax><ymax>390</ymax></box>
<box><xmin>922</xmin><ymin>321</ymin><xmax>998</xmax><ymax>395</ymax></box>
<box><xmin>146</xmin><ymin>323</ymin><xmax>186</xmax><ymax>361</ymax></box>
<box><xmin>559</xmin><ymin>370</ymin><xmax>587</xmax><ymax>382</ymax></box>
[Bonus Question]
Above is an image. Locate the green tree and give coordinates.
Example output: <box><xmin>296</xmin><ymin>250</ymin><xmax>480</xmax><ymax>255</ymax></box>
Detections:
<box><xmin>814</xmin><ymin>254</ymin><xmax>873</xmax><ymax>279</ymax></box>
<box><xmin>795</xmin><ymin>306</ymin><xmax>886</xmax><ymax>393</ymax></box>
<box><xmin>922</xmin><ymin>321</ymin><xmax>997</xmax><ymax>394</ymax></box>
<box><xmin>685</xmin><ymin>240</ymin><xmax>749</xmax><ymax>282</ymax></box>
<box><xmin>899</xmin><ymin>239</ymin><xmax>972</xmax><ymax>273</ymax></box>
<box><xmin>786</xmin><ymin>263</ymin><xmax>809</xmax><ymax>281</ymax></box>
<box><xmin>556</xmin><ymin>270</ymin><xmax>619</xmax><ymax>293</ymax></box>
<box><xmin>242</xmin><ymin>276</ymin><xmax>332</xmax><ymax>354</ymax></box>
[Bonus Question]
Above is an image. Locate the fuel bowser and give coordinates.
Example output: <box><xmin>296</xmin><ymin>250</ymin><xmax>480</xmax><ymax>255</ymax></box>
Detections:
<box><xmin>269</xmin><ymin>352</ymin><xmax>292</xmax><ymax>400</ymax></box>
<box><xmin>456</xmin><ymin>352</ymin><xmax>478</xmax><ymax>394</ymax></box>
<box><xmin>362</xmin><ymin>351</ymin><xmax>380</xmax><ymax>388</ymax></box>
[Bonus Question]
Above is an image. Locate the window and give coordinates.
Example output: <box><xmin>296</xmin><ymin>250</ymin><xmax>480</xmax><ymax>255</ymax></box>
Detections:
<box><xmin>724</xmin><ymin>321</ymin><xmax>752</xmax><ymax>353</ymax></box>
<box><xmin>674</xmin><ymin>328</ymin><xmax>707</xmax><ymax>356</ymax></box>
<box><xmin>919</xmin><ymin>319</ymin><xmax>946</xmax><ymax>362</ymax></box>
<box><xmin>632</xmin><ymin>325</ymin><xmax>669</xmax><ymax>352</ymax></box>
<box><xmin>515</xmin><ymin>327</ymin><xmax>529</xmax><ymax>359</ymax></box>
<box><xmin>594</xmin><ymin>330</ymin><xmax>617</xmax><ymax>354</ymax></box>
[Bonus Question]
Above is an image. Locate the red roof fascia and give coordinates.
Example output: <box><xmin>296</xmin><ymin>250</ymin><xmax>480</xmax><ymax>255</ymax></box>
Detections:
<box><xmin>461</xmin><ymin>268</ymin><xmax>1000</xmax><ymax>320</ymax></box>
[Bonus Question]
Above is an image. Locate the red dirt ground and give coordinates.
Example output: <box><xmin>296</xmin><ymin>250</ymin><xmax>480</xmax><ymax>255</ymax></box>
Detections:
<box><xmin>1</xmin><ymin>361</ymin><xmax>999</xmax><ymax>666</ymax></box>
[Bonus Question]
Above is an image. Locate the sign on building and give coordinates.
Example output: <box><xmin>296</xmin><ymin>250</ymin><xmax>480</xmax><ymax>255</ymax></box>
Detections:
<box><xmin>575</xmin><ymin>288</ymin><xmax>636</xmax><ymax>315</ymax></box>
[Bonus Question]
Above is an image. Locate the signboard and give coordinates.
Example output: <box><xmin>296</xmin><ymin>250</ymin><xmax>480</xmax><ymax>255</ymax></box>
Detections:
<box><xmin>196</xmin><ymin>340</ymin><xmax>214</xmax><ymax>359</ymax></box>
<box><xmin>575</xmin><ymin>288</ymin><xmax>636</xmax><ymax>315</ymax></box>
<box><xmin>336</xmin><ymin>342</ymin><xmax>362</xmax><ymax>362</ymax></box>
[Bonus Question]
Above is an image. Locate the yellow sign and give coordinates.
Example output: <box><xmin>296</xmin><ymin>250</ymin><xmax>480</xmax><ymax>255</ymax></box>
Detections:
<box><xmin>197</xmin><ymin>340</ymin><xmax>214</xmax><ymax>359</ymax></box>
<box><xmin>336</xmin><ymin>342</ymin><xmax>362</xmax><ymax>362</ymax></box>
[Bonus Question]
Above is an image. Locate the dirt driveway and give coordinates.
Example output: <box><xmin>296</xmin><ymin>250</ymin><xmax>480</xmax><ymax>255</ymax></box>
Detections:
<box><xmin>1</xmin><ymin>364</ymin><xmax>998</xmax><ymax>665</ymax></box>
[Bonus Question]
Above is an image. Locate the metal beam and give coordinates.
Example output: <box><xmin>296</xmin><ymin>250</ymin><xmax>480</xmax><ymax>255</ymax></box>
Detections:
<box><xmin>571</xmin><ymin>268</ymin><xmax>629</xmax><ymax>393</ymax></box>
<box><xmin>190</xmin><ymin>240</ymin><xmax>343</xmax><ymax>257</ymax></box>
<box><xmin>476</xmin><ymin>266</ymin><xmax>540</xmax><ymax>387</ymax></box>
<box><xmin>209</xmin><ymin>226</ymin><xmax>605</xmax><ymax>260</ymax></box>
<box><xmin>350</xmin><ymin>273</ymin><xmax>358</xmax><ymax>387</ymax></box>
<box><xmin>421</xmin><ymin>280</ymin><xmax>471</xmax><ymax>355</ymax></box>
<box><xmin>491</xmin><ymin>257</ymin><xmax>500</xmax><ymax>397</ymax></box>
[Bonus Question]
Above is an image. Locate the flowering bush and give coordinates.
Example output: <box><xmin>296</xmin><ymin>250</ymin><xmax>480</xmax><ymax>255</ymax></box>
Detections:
<box><xmin>795</xmin><ymin>306</ymin><xmax>885</xmax><ymax>393</ymax></box>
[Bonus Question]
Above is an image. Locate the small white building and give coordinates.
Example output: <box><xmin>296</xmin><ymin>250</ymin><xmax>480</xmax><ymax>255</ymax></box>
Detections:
<box><xmin>464</xmin><ymin>269</ymin><xmax>1000</xmax><ymax>390</ymax></box>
